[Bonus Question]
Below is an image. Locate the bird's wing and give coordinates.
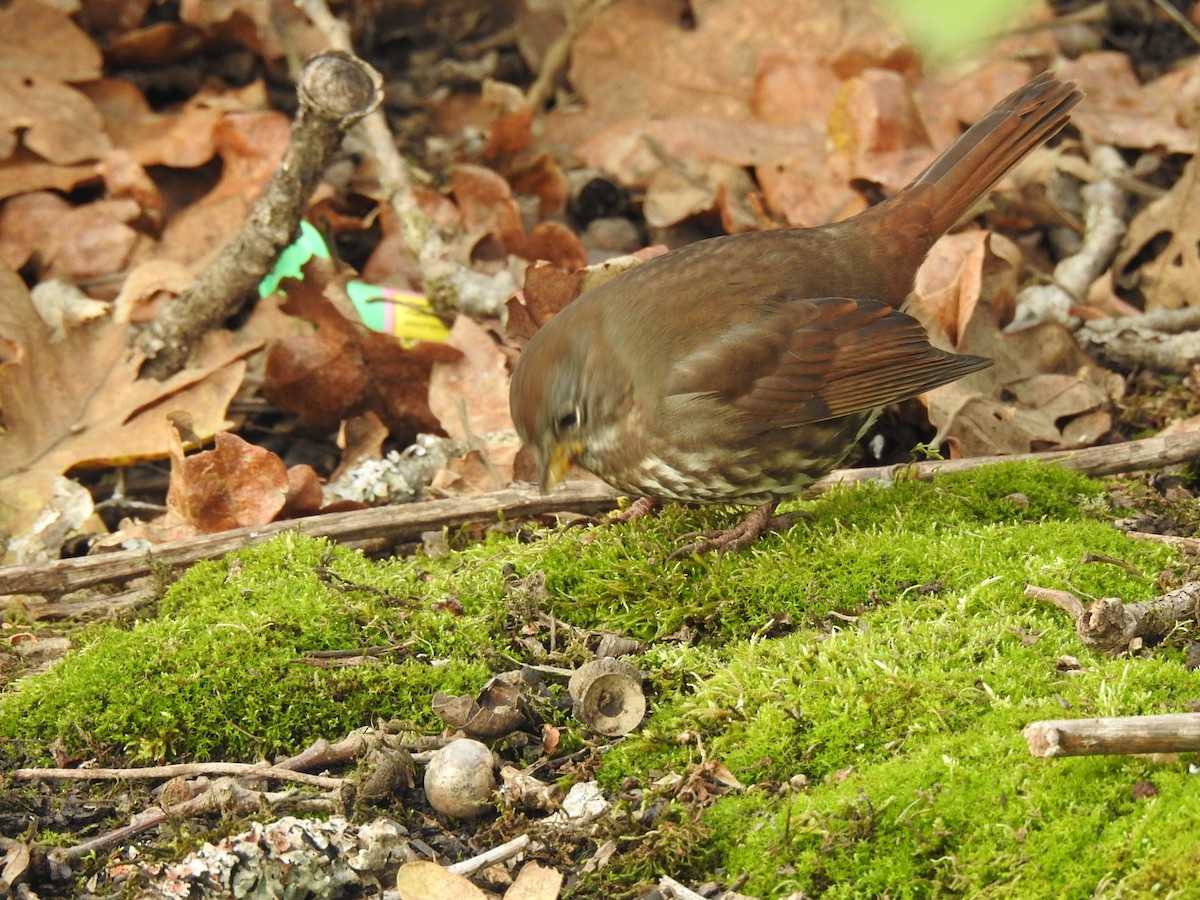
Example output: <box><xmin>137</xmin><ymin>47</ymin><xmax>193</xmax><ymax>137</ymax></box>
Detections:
<box><xmin>662</xmin><ymin>295</ymin><xmax>990</xmax><ymax>431</ymax></box>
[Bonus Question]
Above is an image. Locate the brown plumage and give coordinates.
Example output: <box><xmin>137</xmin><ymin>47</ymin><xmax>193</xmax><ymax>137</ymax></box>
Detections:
<box><xmin>510</xmin><ymin>72</ymin><xmax>1082</xmax><ymax>554</ymax></box>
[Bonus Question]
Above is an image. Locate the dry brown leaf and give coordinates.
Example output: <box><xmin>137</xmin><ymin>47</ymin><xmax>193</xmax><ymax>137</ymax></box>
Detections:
<box><xmin>264</xmin><ymin>283</ymin><xmax>373</xmax><ymax>430</ymax></box>
<box><xmin>85</xmin><ymin>79</ymin><xmax>224</xmax><ymax>169</ymax></box>
<box><xmin>913</xmin><ymin>231</ymin><xmax>994</xmax><ymax>347</ymax></box>
<box><xmin>643</xmin><ymin>160</ymin><xmax>757</xmax><ymax>230</ymax></box>
<box><xmin>157</xmin><ymin>110</ymin><xmax>289</xmax><ymax>269</ymax></box>
<box><xmin>264</xmin><ymin>260</ymin><xmax>461</xmax><ymax>442</ymax></box>
<box><xmin>433</xmin><ymin>446</ymin><xmax>521</xmax><ymax>496</ymax></box>
<box><xmin>165</xmin><ymin>431</ymin><xmax>288</xmax><ymax>533</ymax></box>
<box><xmin>1115</xmin><ymin>153</ymin><xmax>1200</xmax><ymax>311</ymax></box>
<box><xmin>330</xmin><ymin>412</ymin><xmax>390</xmax><ymax>484</ymax></box>
<box><xmin>101</xmin><ymin>18</ymin><xmax>203</xmax><ymax>68</ymax></box>
<box><xmin>918</xmin><ymin>61</ymin><xmax>1033</xmax><ymax>148</ymax></box>
<box><xmin>429</xmin><ymin>316</ymin><xmax>520</xmax><ymax>492</ymax></box>
<box><xmin>545</xmin><ymin>2</ymin><xmax>1060</xmax><ymax>233</ymax></box>
<box><xmin>113</xmin><ymin>259</ymin><xmax>195</xmax><ymax>322</ymax></box>
<box><xmin>505</xmin><ymin>262</ymin><xmax>583</xmax><ymax>343</ymax></box>
<box><xmin>827</xmin><ymin>68</ymin><xmax>933</xmax><ymax>195</ymax></box>
<box><xmin>396</xmin><ymin>861</ymin><xmax>488</xmax><ymax>900</ymax></box>
<box><xmin>360</xmin><ymin>202</ymin><xmax>436</xmax><ymax>286</ymax></box>
<box><xmin>565</xmin><ymin>0</ymin><xmax>897</xmax><ymax>127</ymax></box>
<box><xmin>42</xmin><ymin>199</ymin><xmax>151</xmax><ymax>283</ymax></box>
<box><xmin>430</xmin><ymin>316</ymin><xmax>515</xmax><ymax>441</ymax></box>
<box><xmin>523</xmin><ymin>221</ymin><xmax>586</xmax><ymax>270</ymax></box>
<box><xmin>911</xmin><ymin>231</ymin><xmax>1122</xmax><ymax>457</ymax></box>
<box><xmin>0</xmin><ymin>0</ymin><xmax>102</xmax><ymax>82</ymax></box>
<box><xmin>451</xmin><ymin>163</ymin><xmax>527</xmax><ymax>259</ymax></box>
<box><xmin>0</xmin><ymin>72</ymin><xmax>110</xmax><ymax>167</ymax></box>
<box><xmin>100</xmin><ymin>148</ymin><xmax>164</xmax><ymax>224</ymax></box>
<box><xmin>179</xmin><ymin>0</ymin><xmax>324</xmax><ymax>62</ymax></box>
<box><xmin>0</xmin><ymin>265</ymin><xmax>255</xmax><ymax>543</ymax></box>
<box><xmin>574</xmin><ymin>116</ymin><xmax>822</xmax><ymax>190</ymax></box>
<box><xmin>751</xmin><ymin>54</ymin><xmax>844</xmax><ymax>125</ymax></box>
<box><xmin>506</xmin><ymin>152</ymin><xmax>569</xmax><ymax>220</ymax></box>
<box><xmin>280</xmin><ymin>464</ymin><xmax>325</xmax><ymax>519</ymax></box>
<box><xmin>1061</xmin><ymin>52</ymin><xmax>1200</xmax><ymax>155</ymax></box>
<box><xmin>542</xmin><ymin>0</ymin><xmax>906</xmax><ymax>215</ymax></box>
<box><xmin>758</xmin><ymin>152</ymin><xmax>868</xmax><ymax>227</ymax></box>
<box><xmin>5</xmin><ymin>475</ymin><xmax>95</xmax><ymax>566</ymax></box>
<box><xmin>0</xmin><ymin>1</ymin><xmax>107</xmax><ymax>173</ymax></box>
<box><xmin>481</xmin><ymin>79</ymin><xmax>533</xmax><ymax>162</ymax></box>
<box><xmin>504</xmin><ymin>861</ymin><xmax>563</xmax><ymax>900</ymax></box>
<box><xmin>0</xmin><ymin>191</ymin><xmax>71</xmax><ymax>270</ymax></box>
<box><xmin>0</xmin><ymin>150</ymin><xmax>97</xmax><ymax>202</ymax></box>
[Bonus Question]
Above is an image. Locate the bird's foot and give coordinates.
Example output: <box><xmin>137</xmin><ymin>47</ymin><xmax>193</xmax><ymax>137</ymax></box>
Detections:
<box><xmin>667</xmin><ymin>502</ymin><xmax>808</xmax><ymax>559</ymax></box>
<box><xmin>610</xmin><ymin>496</ymin><xmax>659</xmax><ymax>523</ymax></box>
<box><xmin>562</xmin><ymin>496</ymin><xmax>660</xmax><ymax>531</ymax></box>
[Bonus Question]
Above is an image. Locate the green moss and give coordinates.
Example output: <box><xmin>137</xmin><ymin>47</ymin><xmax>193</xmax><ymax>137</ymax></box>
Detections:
<box><xmin>581</xmin><ymin>468</ymin><xmax>1196</xmax><ymax>897</ymax></box>
<box><xmin>696</xmin><ymin>738</ymin><xmax>1199</xmax><ymax>898</ymax></box>
<box><xmin>0</xmin><ymin>533</ymin><xmax>491</xmax><ymax>761</ymax></box>
<box><xmin>463</xmin><ymin>463</ymin><xmax>1136</xmax><ymax>648</ymax></box>
<box><xmin>2</xmin><ymin>461</ymin><xmax>1196</xmax><ymax>897</ymax></box>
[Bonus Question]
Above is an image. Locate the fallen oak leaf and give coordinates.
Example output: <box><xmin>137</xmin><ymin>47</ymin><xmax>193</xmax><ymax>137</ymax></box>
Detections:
<box><xmin>504</xmin><ymin>861</ymin><xmax>564</xmax><ymax>900</ymax></box>
<box><xmin>1114</xmin><ymin>152</ymin><xmax>1200</xmax><ymax>312</ymax></box>
<box><xmin>0</xmin><ymin>0</ymin><xmax>108</xmax><ymax>168</ymax></box>
<box><xmin>165</xmin><ymin>430</ymin><xmax>289</xmax><ymax>533</ymax></box>
<box><xmin>0</xmin><ymin>263</ymin><xmax>258</xmax><ymax>544</ymax></box>
<box><xmin>911</xmin><ymin>231</ymin><xmax>1122</xmax><ymax>457</ymax></box>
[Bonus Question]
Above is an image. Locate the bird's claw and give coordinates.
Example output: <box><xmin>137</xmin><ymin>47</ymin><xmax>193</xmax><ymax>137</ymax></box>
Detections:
<box><xmin>667</xmin><ymin>506</ymin><xmax>809</xmax><ymax>560</ymax></box>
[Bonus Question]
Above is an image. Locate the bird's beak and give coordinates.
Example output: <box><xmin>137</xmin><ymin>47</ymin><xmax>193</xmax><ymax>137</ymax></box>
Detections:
<box><xmin>539</xmin><ymin>441</ymin><xmax>581</xmax><ymax>492</ymax></box>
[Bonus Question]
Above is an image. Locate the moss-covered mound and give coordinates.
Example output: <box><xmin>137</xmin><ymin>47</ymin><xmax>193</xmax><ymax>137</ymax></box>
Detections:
<box><xmin>3</xmin><ymin>462</ymin><xmax>1196</xmax><ymax>897</ymax></box>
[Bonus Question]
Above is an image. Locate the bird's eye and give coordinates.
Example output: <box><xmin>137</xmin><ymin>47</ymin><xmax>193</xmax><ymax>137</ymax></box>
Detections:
<box><xmin>555</xmin><ymin>407</ymin><xmax>581</xmax><ymax>433</ymax></box>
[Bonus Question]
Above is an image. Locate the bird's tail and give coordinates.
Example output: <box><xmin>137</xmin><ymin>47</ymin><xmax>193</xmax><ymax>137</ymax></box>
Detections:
<box><xmin>861</xmin><ymin>71</ymin><xmax>1082</xmax><ymax>260</ymax></box>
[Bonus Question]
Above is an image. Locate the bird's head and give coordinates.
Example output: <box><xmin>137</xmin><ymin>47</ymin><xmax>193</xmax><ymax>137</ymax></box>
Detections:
<box><xmin>509</xmin><ymin>314</ymin><xmax>633</xmax><ymax>493</ymax></box>
<box><xmin>509</xmin><ymin>322</ymin><xmax>590</xmax><ymax>492</ymax></box>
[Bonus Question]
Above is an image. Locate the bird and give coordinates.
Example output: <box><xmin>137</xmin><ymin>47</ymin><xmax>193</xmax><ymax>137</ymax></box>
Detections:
<box><xmin>509</xmin><ymin>72</ymin><xmax>1082</xmax><ymax>556</ymax></box>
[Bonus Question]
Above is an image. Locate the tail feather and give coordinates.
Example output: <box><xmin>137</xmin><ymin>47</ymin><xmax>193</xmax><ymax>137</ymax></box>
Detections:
<box><xmin>905</xmin><ymin>71</ymin><xmax>1082</xmax><ymax>237</ymax></box>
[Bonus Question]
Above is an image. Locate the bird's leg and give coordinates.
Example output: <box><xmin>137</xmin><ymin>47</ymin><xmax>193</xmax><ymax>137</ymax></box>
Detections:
<box><xmin>562</xmin><ymin>495</ymin><xmax>660</xmax><ymax>531</ymax></box>
<box><xmin>667</xmin><ymin>501</ymin><xmax>808</xmax><ymax>559</ymax></box>
<box><xmin>611</xmin><ymin>496</ymin><xmax>659</xmax><ymax>523</ymax></box>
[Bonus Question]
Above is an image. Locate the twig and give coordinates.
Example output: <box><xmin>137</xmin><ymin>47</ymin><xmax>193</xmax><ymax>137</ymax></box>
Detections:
<box><xmin>1077</xmin><ymin>306</ymin><xmax>1200</xmax><ymax>373</ymax></box>
<box><xmin>52</xmin><ymin>777</ymin><xmax>340</xmax><ymax>863</ymax></box>
<box><xmin>1026</xmin><ymin>581</ymin><xmax>1200</xmax><ymax>653</ymax></box>
<box><xmin>273</xmin><ymin>726</ymin><xmax>447</xmax><ymax>771</ymax></box>
<box><xmin>446</xmin><ymin>834</ymin><xmax>531</xmax><ymax>876</ymax></box>
<box><xmin>1148</xmin><ymin>0</ymin><xmax>1200</xmax><ymax>48</ymax></box>
<box><xmin>1125</xmin><ymin>531</ymin><xmax>1200</xmax><ymax>553</ymax></box>
<box><xmin>297</xmin><ymin>0</ymin><xmax>508</xmax><ymax>317</ymax></box>
<box><xmin>136</xmin><ymin>52</ymin><xmax>382</xmax><ymax>376</ymax></box>
<box><xmin>13</xmin><ymin>762</ymin><xmax>343</xmax><ymax>790</ymax></box>
<box><xmin>0</xmin><ymin>483</ymin><xmax>621</xmax><ymax>597</ymax></box>
<box><xmin>8</xmin><ymin>432</ymin><xmax>1200</xmax><ymax>599</ymax></box>
<box><xmin>810</xmin><ymin>429</ymin><xmax>1200</xmax><ymax>491</ymax></box>
<box><xmin>526</xmin><ymin>1</ymin><xmax>612</xmax><ymax>111</ymax></box>
<box><xmin>1024</xmin><ymin>585</ymin><xmax>1085</xmax><ymax>619</ymax></box>
<box><xmin>1009</xmin><ymin>145</ymin><xmax>1129</xmax><ymax>331</ymax></box>
<box><xmin>1024</xmin><ymin>713</ymin><xmax>1200</xmax><ymax>757</ymax></box>
<box><xmin>35</xmin><ymin>724</ymin><xmax>435</xmax><ymax>867</ymax></box>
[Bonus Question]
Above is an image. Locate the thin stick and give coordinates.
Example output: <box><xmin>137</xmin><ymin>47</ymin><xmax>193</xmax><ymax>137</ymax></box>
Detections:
<box><xmin>446</xmin><ymin>834</ymin><xmax>531</xmax><ymax>877</ymax></box>
<box><xmin>8</xmin><ymin>432</ymin><xmax>1200</xmax><ymax>599</ymax></box>
<box><xmin>1025</xmin><ymin>713</ymin><xmax>1200</xmax><ymax>757</ymax></box>
<box><xmin>13</xmin><ymin>762</ymin><xmax>342</xmax><ymax>790</ymax></box>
